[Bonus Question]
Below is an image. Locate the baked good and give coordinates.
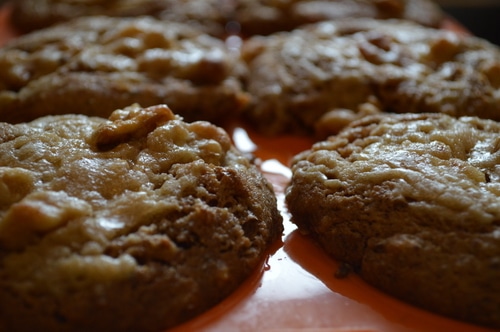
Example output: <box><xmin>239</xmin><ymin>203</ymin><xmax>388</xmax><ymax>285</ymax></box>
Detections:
<box><xmin>0</xmin><ymin>103</ymin><xmax>283</xmax><ymax>332</ymax></box>
<box><xmin>0</xmin><ymin>16</ymin><xmax>249</xmax><ymax>124</ymax></box>
<box><xmin>285</xmin><ymin>112</ymin><xmax>500</xmax><ymax>328</ymax></box>
<box><xmin>10</xmin><ymin>0</ymin><xmax>232</xmax><ymax>38</ymax></box>
<box><xmin>9</xmin><ymin>0</ymin><xmax>443</xmax><ymax>37</ymax></box>
<box><xmin>241</xmin><ymin>19</ymin><xmax>500</xmax><ymax>137</ymax></box>
<box><xmin>232</xmin><ymin>0</ymin><xmax>443</xmax><ymax>36</ymax></box>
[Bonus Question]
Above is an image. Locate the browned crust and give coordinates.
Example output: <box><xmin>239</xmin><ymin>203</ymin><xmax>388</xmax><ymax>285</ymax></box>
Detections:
<box><xmin>286</xmin><ymin>113</ymin><xmax>500</xmax><ymax>328</ymax></box>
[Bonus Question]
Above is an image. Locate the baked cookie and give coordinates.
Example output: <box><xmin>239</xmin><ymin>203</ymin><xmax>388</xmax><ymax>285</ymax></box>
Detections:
<box><xmin>285</xmin><ymin>112</ymin><xmax>500</xmax><ymax>328</ymax></box>
<box><xmin>0</xmin><ymin>16</ymin><xmax>249</xmax><ymax>124</ymax></box>
<box><xmin>0</xmin><ymin>104</ymin><xmax>283</xmax><ymax>332</ymax></box>
<box><xmin>232</xmin><ymin>0</ymin><xmax>443</xmax><ymax>36</ymax></box>
<box><xmin>9</xmin><ymin>0</ymin><xmax>443</xmax><ymax>37</ymax></box>
<box><xmin>241</xmin><ymin>19</ymin><xmax>500</xmax><ymax>137</ymax></box>
<box><xmin>10</xmin><ymin>0</ymin><xmax>232</xmax><ymax>38</ymax></box>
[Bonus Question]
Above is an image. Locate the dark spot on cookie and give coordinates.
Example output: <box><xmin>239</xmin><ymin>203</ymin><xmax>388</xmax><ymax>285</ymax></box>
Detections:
<box><xmin>335</xmin><ymin>262</ymin><xmax>354</xmax><ymax>279</ymax></box>
<box><xmin>485</xmin><ymin>172</ymin><xmax>491</xmax><ymax>183</ymax></box>
<box><xmin>242</xmin><ymin>217</ymin><xmax>259</xmax><ymax>239</ymax></box>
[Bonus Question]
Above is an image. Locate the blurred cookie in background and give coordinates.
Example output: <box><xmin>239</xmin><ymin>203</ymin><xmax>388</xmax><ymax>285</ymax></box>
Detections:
<box><xmin>0</xmin><ymin>16</ymin><xmax>249</xmax><ymax>124</ymax></box>
<box><xmin>240</xmin><ymin>18</ymin><xmax>500</xmax><ymax>138</ymax></box>
<box><xmin>9</xmin><ymin>0</ymin><xmax>443</xmax><ymax>37</ymax></box>
<box><xmin>9</xmin><ymin>0</ymin><xmax>232</xmax><ymax>38</ymax></box>
<box><xmin>231</xmin><ymin>0</ymin><xmax>443</xmax><ymax>37</ymax></box>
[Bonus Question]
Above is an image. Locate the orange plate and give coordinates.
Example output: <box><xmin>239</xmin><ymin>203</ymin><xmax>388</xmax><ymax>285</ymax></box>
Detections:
<box><xmin>0</xmin><ymin>4</ymin><xmax>495</xmax><ymax>332</ymax></box>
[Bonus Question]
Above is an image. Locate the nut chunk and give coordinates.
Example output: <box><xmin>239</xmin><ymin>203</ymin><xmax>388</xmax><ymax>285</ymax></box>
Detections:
<box><xmin>91</xmin><ymin>104</ymin><xmax>175</xmax><ymax>150</ymax></box>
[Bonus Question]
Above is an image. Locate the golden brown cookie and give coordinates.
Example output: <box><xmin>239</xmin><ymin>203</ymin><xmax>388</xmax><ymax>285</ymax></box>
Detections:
<box><xmin>10</xmin><ymin>0</ymin><xmax>232</xmax><ymax>37</ymax></box>
<box><xmin>241</xmin><ymin>19</ymin><xmax>500</xmax><ymax>137</ymax></box>
<box><xmin>0</xmin><ymin>103</ymin><xmax>283</xmax><ymax>332</ymax></box>
<box><xmin>286</xmin><ymin>112</ymin><xmax>500</xmax><ymax>329</ymax></box>
<box><xmin>232</xmin><ymin>0</ymin><xmax>443</xmax><ymax>36</ymax></box>
<box><xmin>9</xmin><ymin>0</ymin><xmax>443</xmax><ymax>37</ymax></box>
<box><xmin>0</xmin><ymin>16</ymin><xmax>249</xmax><ymax>124</ymax></box>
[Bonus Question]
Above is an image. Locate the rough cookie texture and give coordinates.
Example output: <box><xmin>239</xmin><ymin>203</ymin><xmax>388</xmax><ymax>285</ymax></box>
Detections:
<box><xmin>241</xmin><ymin>19</ymin><xmax>500</xmax><ymax>137</ymax></box>
<box><xmin>0</xmin><ymin>16</ymin><xmax>249</xmax><ymax>124</ymax></box>
<box><xmin>10</xmin><ymin>0</ymin><xmax>442</xmax><ymax>36</ymax></box>
<box><xmin>0</xmin><ymin>104</ymin><xmax>283</xmax><ymax>332</ymax></box>
<box><xmin>286</xmin><ymin>113</ymin><xmax>500</xmax><ymax>329</ymax></box>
